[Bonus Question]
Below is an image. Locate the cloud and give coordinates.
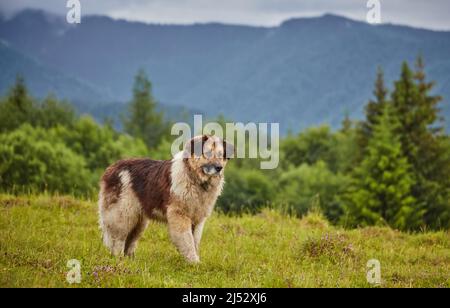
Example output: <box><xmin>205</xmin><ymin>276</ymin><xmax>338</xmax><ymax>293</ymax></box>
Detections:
<box><xmin>0</xmin><ymin>0</ymin><xmax>449</xmax><ymax>30</ymax></box>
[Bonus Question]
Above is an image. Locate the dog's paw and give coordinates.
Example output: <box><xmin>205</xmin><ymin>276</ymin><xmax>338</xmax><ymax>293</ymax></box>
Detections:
<box><xmin>186</xmin><ymin>254</ymin><xmax>200</xmax><ymax>264</ymax></box>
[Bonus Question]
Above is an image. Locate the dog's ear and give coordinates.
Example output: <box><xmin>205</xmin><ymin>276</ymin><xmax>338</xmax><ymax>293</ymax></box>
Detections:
<box><xmin>185</xmin><ymin>135</ymin><xmax>209</xmax><ymax>158</ymax></box>
<box><xmin>223</xmin><ymin>140</ymin><xmax>235</xmax><ymax>160</ymax></box>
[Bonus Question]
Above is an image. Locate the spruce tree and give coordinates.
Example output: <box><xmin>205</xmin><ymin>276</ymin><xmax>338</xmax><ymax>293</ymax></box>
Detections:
<box><xmin>340</xmin><ymin>111</ymin><xmax>352</xmax><ymax>134</ymax></box>
<box><xmin>365</xmin><ymin>67</ymin><xmax>388</xmax><ymax>134</ymax></box>
<box><xmin>344</xmin><ymin>106</ymin><xmax>422</xmax><ymax>230</ymax></box>
<box><xmin>122</xmin><ymin>70</ymin><xmax>167</xmax><ymax>149</ymax></box>
<box><xmin>414</xmin><ymin>55</ymin><xmax>442</xmax><ymax>135</ymax></box>
<box><xmin>391</xmin><ymin>62</ymin><xmax>422</xmax><ymax>164</ymax></box>
<box><xmin>391</xmin><ymin>59</ymin><xmax>450</xmax><ymax>229</ymax></box>
<box><xmin>357</xmin><ymin>67</ymin><xmax>389</xmax><ymax>159</ymax></box>
<box><xmin>414</xmin><ymin>57</ymin><xmax>450</xmax><ymax>229</ymax></box>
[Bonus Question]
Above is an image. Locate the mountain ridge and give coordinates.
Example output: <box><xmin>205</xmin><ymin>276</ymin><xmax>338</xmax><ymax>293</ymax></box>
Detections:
<box><xmin>5</xmin><ymin>9</ymin><xmax>449</xmax><ymax>32</ymax></box>
<box><xmin>1</xmin><ymin>9</ymin><xmax>449</xmax><ymax>132</ymax></box>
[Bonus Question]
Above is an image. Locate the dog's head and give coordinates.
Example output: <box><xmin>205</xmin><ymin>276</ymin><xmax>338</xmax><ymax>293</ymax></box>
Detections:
<box><xmin>183</xmin><ymin>135</ymin><xmax>234</xmax><ymax>181</ymax></box>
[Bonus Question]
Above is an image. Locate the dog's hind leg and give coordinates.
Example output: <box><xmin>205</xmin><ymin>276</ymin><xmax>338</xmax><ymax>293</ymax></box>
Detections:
<box><xmin>99</xmin><ymin>187</ymin><xmax>119</xmax><ymax>255</ymax></box>
<box><xmin>108</xmin><ymin>237</ymin><xmax>126</xmax><ymax>256</ymax></box>
<box><xmin>99</xmin><ymin>201</ymin><xmax>127</xmax><ymax>256</ymax></box>
<box><xmin>100</xmin><ymin>212</ymin><xmax>128</xmax><ymax>256</ymax></box>
<box><xmin>99</xmin><ymin>171</ymin><xmax>143</xmax><ymax>257</ymax></box>
<box><xmin>124</xmin><ymin>215</ymin><xmax>149</xmax><ymax>257</ymax></box>
<box><xmin>102</xmin><ymin>204</ymin><xmax>142</xmax><ymax>257</ymax></box>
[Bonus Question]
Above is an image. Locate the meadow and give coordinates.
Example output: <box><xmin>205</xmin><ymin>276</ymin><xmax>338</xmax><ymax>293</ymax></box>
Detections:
<box><xmin>0</xmin><ymin>194</ymin><xmax>448</xmax><ymax>288</ymax></box>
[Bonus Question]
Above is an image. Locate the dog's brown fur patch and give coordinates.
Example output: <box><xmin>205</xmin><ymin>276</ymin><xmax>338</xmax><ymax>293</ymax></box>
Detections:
<box><xmin>101</xmin><ymin>159</ymin><xmax>172</xmax><ymax>217</ymax></box>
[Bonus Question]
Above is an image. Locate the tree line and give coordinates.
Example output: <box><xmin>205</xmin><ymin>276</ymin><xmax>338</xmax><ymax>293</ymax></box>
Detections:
<box><xmin>0</xmin><ymin>59</ymin><xmax>449</xmax><ymax>230</ymax></box>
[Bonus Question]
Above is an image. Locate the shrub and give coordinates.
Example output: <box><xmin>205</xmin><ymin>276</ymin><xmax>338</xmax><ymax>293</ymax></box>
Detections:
<box><xmin>275</xmin><ymin>161</ymin><xmax>351</xmax><ymax>222</ymax></box>
<box><xmin>0</xmin><ymin>125</ymin><xmax>92</xmax><ymax>196</ymax></box>
<box><xmin>217</xmin><ymin>166</ymin><xmax>275</xmax><ymax>214</ymax></box>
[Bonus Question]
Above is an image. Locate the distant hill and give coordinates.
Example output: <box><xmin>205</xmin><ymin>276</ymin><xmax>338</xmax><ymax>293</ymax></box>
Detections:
<box><xmin>0</xmin><ymin>40</ymin><xmax>105</xmax><ymax>102</ymax></box>
<box><xmin>1</xmin><ymin>9</ymin><xmax>449</xmax><ymax>132</ymax></box>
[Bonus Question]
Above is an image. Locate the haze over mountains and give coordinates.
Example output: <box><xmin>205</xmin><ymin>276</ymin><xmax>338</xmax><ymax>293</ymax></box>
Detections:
<box><xmin>1</xmin><ymin>9</ymin><xmax>449</xmax><ymax>132</ymax></box>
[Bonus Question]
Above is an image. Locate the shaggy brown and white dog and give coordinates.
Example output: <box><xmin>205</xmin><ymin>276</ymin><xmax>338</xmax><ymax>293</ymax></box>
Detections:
<box><xmin>98</xmin><ymin>135</ymin><xmax>233</xmax><ymax>263</ymax></box>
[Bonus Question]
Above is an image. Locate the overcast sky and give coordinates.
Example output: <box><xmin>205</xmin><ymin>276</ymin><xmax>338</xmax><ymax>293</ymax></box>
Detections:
<box><xmin>1</xmin><ymin>0</ymin><xmax>449</xmax><ymax>30</ymax></box>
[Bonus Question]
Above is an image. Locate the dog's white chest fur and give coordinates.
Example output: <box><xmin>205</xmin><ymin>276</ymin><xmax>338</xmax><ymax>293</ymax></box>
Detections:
<box><xmin>170</xmin><ymin>152</ymin><xmax>224</xmax><ymax>224</ymax></box>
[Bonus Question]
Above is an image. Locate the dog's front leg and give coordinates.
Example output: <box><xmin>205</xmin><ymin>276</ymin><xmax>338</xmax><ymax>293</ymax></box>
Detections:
<box><xmin>167</xmin><ymin>208</ymin><xmax>199</xmax><ymax>263</ymax></box>
<box><xmin>193</xmin><ymin>219</ymin><xmax>206</xmax><ymax>255</ymax></box>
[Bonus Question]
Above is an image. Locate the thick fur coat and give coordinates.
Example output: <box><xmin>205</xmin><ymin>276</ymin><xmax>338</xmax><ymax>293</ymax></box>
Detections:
<box><xmin>98</xmin><ymin>135</ymin><xmax>232</xmax><ymax>263</ymax></box>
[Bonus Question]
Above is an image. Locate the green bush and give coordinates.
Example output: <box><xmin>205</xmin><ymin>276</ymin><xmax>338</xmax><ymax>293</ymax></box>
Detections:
<box><xmin>275</xmin><ymin>161</ymin><xmax>351</xmax><ymax>222</ymax></box>
<box><xmin>281</xmin><ymin>126</ymin><xmax>335</xmax><ymax>168</ymax></box>
<box><xmin>217</xmin><ymin>166</ymin><xmax>275</xmax><ymax>214</ymax></box>
<box><xmin>281</xmin><ymin>125</ymin><xmax>358</xmax><ymax>173</ymax></box>
<box><xmin>54</xmin><ymin>116</ymin><xmax>148</xmax><ymax>172</ymax></box>
<box><xmin>0</xmin><ymin>125</ymin><xmax>92</xmax><ymax>196</ymax></box>
<box><xmin>0</xmin><ymin>118</ymin><xmax>149</xmax><ymax>197</ymax></box>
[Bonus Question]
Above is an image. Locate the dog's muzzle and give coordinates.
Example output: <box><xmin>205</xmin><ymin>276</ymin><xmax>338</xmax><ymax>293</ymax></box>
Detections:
<box><xmin>202</xmin><ymin>164</ymin><xmax>223</xmax><ymax>175</ymax></box>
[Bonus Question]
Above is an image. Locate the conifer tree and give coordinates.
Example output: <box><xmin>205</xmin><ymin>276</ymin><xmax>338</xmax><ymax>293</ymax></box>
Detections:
<box><xmin>357</xmin><ymin>67</ymin><xmax>389</xmax><ymax>159</ymax></box>
<box><xmin>365</xmin><ymin>67</ymin><xmax>388</xmax><ymax>134</ymax></box>
<box><xmin>414</xmin><ymin>55</ymin><xmax>442</xmax><ymax>135</ymax></box>
<box><xmin>0</xmin><ymin>75</ymin><xmax>35</xmax><ymax>132</ymax></box>
<box><xmin>344</xmin><ymin>106</ymin><xmax>422</xmax><ymax>230</ymax></box>
<box><xmin>340</xmin><ymin>111</ymin><xmax>353</xmax><ymax>134</ymax></box>
<box><xmin>391</xmin><ymin>61</ymin><xmax>422</xmax><ymax>163</ymax></box>
<box><xmin>391</xmin><ymin>59</ymin><xmax>450</xmax><ymax>229</ymax></box>
<box><xmin>122</xmin><ymin>70</ymin><xmax>167</xmax><ymax>149</ymax></box>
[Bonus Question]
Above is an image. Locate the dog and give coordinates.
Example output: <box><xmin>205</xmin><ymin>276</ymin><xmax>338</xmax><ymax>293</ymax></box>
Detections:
<box><xmin>98</xmin><ymin>135</ymin><xmax>233</xmax><ymax>263</ymax></box>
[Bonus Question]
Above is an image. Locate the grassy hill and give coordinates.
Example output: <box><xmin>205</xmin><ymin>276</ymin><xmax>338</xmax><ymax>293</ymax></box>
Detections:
<box><xmin>0</xmin><ymin>195</ymin><xmax>448</xmax><ymax>288</ymax></box>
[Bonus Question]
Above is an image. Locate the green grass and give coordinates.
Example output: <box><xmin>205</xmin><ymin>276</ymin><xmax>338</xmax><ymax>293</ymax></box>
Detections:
<box><xmin>0</xmin><ymin>194</ymin><xmax>448</xmax><ymax>288</ymax></box>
